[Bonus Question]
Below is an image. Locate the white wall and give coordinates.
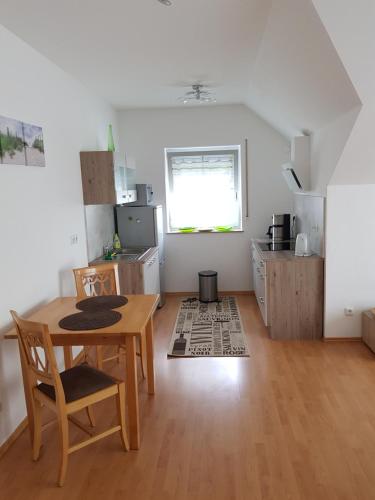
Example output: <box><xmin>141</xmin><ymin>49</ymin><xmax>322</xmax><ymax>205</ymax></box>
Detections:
<box><xmin>293</xmin><ymin>193</ymin><xmax>325</xmax><ymax>257</ymax></box>
<box><xmin>310</xmin><ymin>106</ymin><xmax>361</xmax><ymax>195</ymax></box>
<box><xmin>325</xmin><ymin>185</ymin><xmax>375</xmax><ymax>338</ymax></box>
<box><xmin>118</xmin><ymin>105</ymin><xmax>292</xmax><ymax>292</ymax></box>
<box><xmin>0</xmin><ymin>25</ymin><xmax>116</xmax><ymax>446</ymax></box>
<box><xmin>85</xmin><ymin>205</ymin><xmax>115</xmax><ymax>262</ymax></box>
<box><xmin>311</xmin><ymin>1</ymin><xmax>375</xmax><ymax>337</ymax></box>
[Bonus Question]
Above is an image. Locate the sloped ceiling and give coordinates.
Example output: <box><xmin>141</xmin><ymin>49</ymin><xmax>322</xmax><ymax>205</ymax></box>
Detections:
<box><xmin>245</xmin><ymin>0</ymin><xmax>361</xmax><ymax>137</ymax></box>
<box><xmin>0</xmin><ymin>0</ymin><xmax>360</xmax><ymax>138</ymax></box>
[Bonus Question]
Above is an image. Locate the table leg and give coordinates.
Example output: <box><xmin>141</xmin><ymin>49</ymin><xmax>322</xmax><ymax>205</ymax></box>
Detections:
<box><xmin>125</xmin><ymin>335</ymin><xmax>140</xmax><ymax>450</ymax></box>
<box><xmin>63</xmin><ymin>346</ymin><xmax>73</xmax><ymax>369</ymax></box>
<box><xmin>18</xmin><ymin>339</ymin><xmax>35</xmax><ymax>445</ymax></box>
<box><xmin>145</xmin><ymin>316</ymin><xmax>155</xmax><ymax>395</ymax></box>
<box><xmin>140</xmin><ymin>332</ymin><xmax>147</xmax><ymax>380</ymax></box>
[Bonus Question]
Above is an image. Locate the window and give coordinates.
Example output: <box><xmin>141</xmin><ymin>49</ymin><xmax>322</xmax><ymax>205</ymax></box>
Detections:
<box><xmin>165</xmin><ymin>146</ymin><xmax>242</xmax><ymax>232</ymax></box>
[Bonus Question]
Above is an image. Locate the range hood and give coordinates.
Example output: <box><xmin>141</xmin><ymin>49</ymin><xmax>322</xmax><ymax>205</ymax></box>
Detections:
<box><xmin>282</xmin><ymin>162</ymin><xmax>303</xmax><ymax>192</ymax></box>
<box><xmin>282</xmin><ymin>136</ymin><xmax>310</xmax><ymax>193</ymax></box>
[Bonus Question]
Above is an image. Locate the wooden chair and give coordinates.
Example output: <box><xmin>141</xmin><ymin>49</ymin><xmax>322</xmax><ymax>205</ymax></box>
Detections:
<box><xmin>10</xmin><ymin>310</ymin><xmax>128</xmax><ymax>487</ymax></box>
<box><xmin>73</xmin><ymin>263</ymin><xmax>146</xmax><ymax>378</ymax></box>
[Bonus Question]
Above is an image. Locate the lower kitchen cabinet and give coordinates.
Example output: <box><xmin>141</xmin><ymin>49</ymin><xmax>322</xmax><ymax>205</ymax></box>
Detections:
<box><xmin>118</xmin><ymin>249</ymin><xmax>160</xmax><ymax>296</ymax></box>
<box><xmin>251</xmin><ymin>241</ymin><xmax>324</xmax><ymax>340</ymax></box>
<box><xmin>91</xmin><ymin>248</ymin><xmax>160</xmax><ymax>297</ymax></box>
<box><xmin>252</xmin><ymin>246</ymin><xmax>267</xmax><ymax>325</ymax></box>
<box><xmin>142</xmin><ymin>252</ymin><xmax>160</xmax><ymax>294</ymax></box>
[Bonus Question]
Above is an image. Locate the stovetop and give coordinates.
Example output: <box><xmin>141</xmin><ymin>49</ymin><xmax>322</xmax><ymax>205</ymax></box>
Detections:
<box><xmin>258</xmin><ymin>241</ymin><xmax>295</xmax><ymax>252</ymax></box>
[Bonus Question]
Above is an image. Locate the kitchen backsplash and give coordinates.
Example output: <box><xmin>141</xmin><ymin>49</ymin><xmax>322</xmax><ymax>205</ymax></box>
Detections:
<box><xmin>84</xmin><ymin>205</ymin><xmax>115</xmax><ymax>262</ymax></box>
<box><xmin>293</xmin><ymin>193</ymin><xmax>325</xmax><ymax>256</ymax></box>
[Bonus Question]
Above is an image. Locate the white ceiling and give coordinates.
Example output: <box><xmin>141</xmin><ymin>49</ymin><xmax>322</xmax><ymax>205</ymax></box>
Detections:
<box><xmin>245</xmin><ymin>0</ymin><xmax>361</xmax><ymax>137</ymax></box>
<box><xmin>0</xmin><ymin>0</ymin><xmax>360</xmax><ymax>137</ymax></box>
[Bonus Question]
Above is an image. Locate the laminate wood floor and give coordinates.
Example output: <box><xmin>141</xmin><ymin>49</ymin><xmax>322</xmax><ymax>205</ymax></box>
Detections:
<box><xmin>2</xmin><ymin>295</ymin><xmax>375</xmax><ymax>500</ymax></box>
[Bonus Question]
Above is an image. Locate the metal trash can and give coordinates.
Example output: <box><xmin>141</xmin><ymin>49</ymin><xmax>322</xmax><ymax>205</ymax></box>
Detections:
<box><xmin>199</xmin><ymin>270</ymin><xmax>218</xmax><ymax>303</ymax></box>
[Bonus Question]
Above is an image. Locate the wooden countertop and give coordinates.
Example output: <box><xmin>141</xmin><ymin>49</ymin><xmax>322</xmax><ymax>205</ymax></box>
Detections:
<box><xmin>252</xmin><ymin>239</ymin><xmax>323</xmax><ymax>262</ymax></box>
<box><xmin>90</xmin><ymin>246</ymin><xmax>158</xmax><ymax>266</ymax></box>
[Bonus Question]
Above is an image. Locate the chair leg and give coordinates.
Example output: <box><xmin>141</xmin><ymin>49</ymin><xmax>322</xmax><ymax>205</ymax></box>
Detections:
<box><xmin>96</xmin><ymin>346</ymin><xmax>103</xmax><ymax>370</ymax></box>
<box><xmin>57</xmin><ymin>413</ymin><xmax>69</xmax><ymax>487</ymax></box>
<box><xmin>139</xmin><ymin>336</ymin><xmax>146</xmax><ymax>380</ymax></box>
<box><xmin>86</xmin><ymin>405</ymin><xmax>95</xmax><ymax>427</ymax></box>
<box><xmin>116</xmin><ymin>384</ymin><xmax>129</xmax><ymax>452</ymax></box>
<box><xmin>117</xmin><ymin>345</ymin><xmax>122</xmax><ymax>364</ymax></box>
<box><xmin>32</xmin><ymin>400</ymin><xmax>42</xmax><ymax>461</ymax></box>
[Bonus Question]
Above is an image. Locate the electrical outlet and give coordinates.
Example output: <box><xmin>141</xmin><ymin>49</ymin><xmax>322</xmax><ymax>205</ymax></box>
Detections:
<box><xmin>345</xmin><ymin>307</ymin><xmax>354</xmax><ymax>316</ymax></box>
<box><xmin>70</xmin><ymin>234</ymin><xmax>78</xmax><ymax>245</ymax></box>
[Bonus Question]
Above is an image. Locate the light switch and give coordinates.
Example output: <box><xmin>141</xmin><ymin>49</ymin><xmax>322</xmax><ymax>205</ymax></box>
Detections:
<box><xmin>70</xmin><ymin>234</ymin><xmax>78</xmax><ymax>245</ymax></box>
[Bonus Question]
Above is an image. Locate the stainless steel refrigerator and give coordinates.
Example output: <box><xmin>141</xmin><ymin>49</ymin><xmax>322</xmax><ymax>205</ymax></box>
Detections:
<box><xmin>115</xmin><ymin>205</ymin><xmax>165</xmax><ymax>306</ymax></box>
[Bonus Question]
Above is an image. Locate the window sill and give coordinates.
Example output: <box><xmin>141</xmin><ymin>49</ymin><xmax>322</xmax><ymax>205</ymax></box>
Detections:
<box><xmin>167</xmin><ymin>229</ymin><xmax>244</xmax><ymax>235</ymax></box>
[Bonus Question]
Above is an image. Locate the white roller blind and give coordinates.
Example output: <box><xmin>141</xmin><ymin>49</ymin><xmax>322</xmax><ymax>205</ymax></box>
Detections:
<box><xmin>167</xmin><ymin>149</ymin><xmax>241</xmax><ymax>230</ymax></box>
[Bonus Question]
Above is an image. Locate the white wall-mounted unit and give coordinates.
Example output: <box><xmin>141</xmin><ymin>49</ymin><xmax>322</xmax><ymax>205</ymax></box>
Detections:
<box><xmin>282</xmin><ymin>163</ymin><xmax>303</xmax><ymax>192</ymax></box>
<box><xmin>282</xmin><ymin>135</ymin><xmax>310</xmax><ymax>193</ymax></box>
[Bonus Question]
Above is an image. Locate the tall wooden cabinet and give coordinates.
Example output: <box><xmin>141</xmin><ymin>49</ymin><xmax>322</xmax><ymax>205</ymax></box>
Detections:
<box><xmin>80</xmin><ymin>151</ymin><xmax>136</xmax><ymax>205</ymax></box>
<box><xmin>251</xmin><ymin>241</ymin><xmax>324</xmax><ymax>340</ymax></box>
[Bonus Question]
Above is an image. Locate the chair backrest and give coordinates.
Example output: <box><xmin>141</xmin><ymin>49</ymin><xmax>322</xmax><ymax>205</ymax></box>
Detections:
<box><xmin>73</xmin><ymin>263</ymin><xmax>120</xmax><ymax>298</ymax></box>
<box><xmin>10</xmin><ymin>311</ymin><xmax>64</xmax><ymax>400</ymax></box>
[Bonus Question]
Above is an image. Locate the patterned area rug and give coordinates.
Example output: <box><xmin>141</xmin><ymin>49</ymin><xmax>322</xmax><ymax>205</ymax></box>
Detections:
<box><xmin>167</xmin><ymin>297</ymin><xmax>249</xmax><ymax>357</ymax></box>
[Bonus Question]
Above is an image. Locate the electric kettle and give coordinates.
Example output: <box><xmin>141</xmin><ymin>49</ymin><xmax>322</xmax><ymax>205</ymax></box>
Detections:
<box><xmin>295</xmin><ymin>233</ymin><xmax>312</xmax><ymax>257</ymax></box>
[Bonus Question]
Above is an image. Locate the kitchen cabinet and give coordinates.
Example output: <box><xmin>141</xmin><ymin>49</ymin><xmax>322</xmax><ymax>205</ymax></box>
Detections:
<box><xmin>143</xmin><ymin>252</ymin><xmax>160</xmax><ymax>295</ymax></box>
<box><xmin>251</xmin><ymin>241</ymin><xmax>324</xmax><ymax>340</ymax></box>
<box><xmin>252</xmin><ymin>246</ymin><xmax>267</xmax><ymax>325</ymax></box>
<box><xmin>91</xmin><ymin>248</ymin><xmax>160</xmax><ymax>299</ymax></box>
<box><xmin>80</xmin><ymin>151</ymin><xmax>136</xmax><ymax>205</ymax></box>
<box><xmin>362</xmin><ymin>311</ymin><xmax>375</xmax><ymax>353</ymax></box>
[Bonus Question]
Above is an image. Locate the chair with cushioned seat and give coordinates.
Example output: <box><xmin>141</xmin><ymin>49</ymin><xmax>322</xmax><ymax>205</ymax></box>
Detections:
<box><xmin>73</xmin><ymin>262</ymin><xmax>146</xmax><ymax>378</ymax></box>
<box><xmin>10</xmin><ymin>310</ymin><xmax>128</xmax><ymax>487</ymax></box>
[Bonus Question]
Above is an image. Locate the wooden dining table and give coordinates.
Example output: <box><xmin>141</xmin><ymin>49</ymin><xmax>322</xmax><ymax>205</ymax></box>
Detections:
<box><xmin>5</xmin><ymin>294</ymin><xmax>159</xmax><ymax>450</ymax></box>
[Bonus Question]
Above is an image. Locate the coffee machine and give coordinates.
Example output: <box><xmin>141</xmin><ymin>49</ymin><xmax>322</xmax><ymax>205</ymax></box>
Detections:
<box><xmin>266</xmin><ymin>214</ymin><xmax>291</xmax><ymax>241</ymax></box>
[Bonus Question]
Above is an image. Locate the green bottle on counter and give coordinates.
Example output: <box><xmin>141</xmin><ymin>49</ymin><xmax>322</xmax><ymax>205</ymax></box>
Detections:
<box><xmin>107</xmin><ymin>124</ymin><xmax>115</xmax><ymax>152</ymax></box>
<box><xmin>113</xmin><ymin>233</ymin><xmax>121</xmax><ymax>250</ymax></box>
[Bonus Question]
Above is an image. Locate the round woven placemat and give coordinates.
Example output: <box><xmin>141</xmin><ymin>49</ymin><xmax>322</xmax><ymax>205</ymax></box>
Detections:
<box><xmin>59</xmin><ymin>310</ymin><xmax>122</xmax><ymax>331</ymax></box>
<box><xmin>76</xmin><ymin>295</ymin><xmax>128</xmax><ymax>312</ymax></box>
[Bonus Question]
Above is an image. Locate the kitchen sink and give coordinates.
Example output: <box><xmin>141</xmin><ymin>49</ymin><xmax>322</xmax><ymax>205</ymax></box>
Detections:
<box><xmin>112</xmin><ymin>254</ymin><xmax>137</xmax><ymax>260</ymax></box>
<box><xmin>98</xmin><ymin>247</ymin><xmax>150</xmax><ymax>263</ymax></box>
<box><xmin>117</xmin><ymin>247</ymin><xmax>149</xmax><ymax>255</ymax></box>
<box><xmin>107</xmin><ymin>247</ymin><xmax>150</xmax><ymax>262</ymax></box>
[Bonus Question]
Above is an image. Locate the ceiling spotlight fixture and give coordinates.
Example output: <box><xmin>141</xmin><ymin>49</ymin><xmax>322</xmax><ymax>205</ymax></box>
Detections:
<box><xmin>158</xmin><ymin>0</ymin><xmax>172</xmax><ymax>5</ymax></box>
<box><xmin>178</xmin><ymin>84</ymin><xmax>217</xmax><ymax>104</ymax></box>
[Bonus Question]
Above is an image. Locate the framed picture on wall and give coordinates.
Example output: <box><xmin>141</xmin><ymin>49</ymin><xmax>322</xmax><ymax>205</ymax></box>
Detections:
<box><xmin>0</xmin><ymin>114</ymin><xmax>45</xmax><ymax>167</ymax></box>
